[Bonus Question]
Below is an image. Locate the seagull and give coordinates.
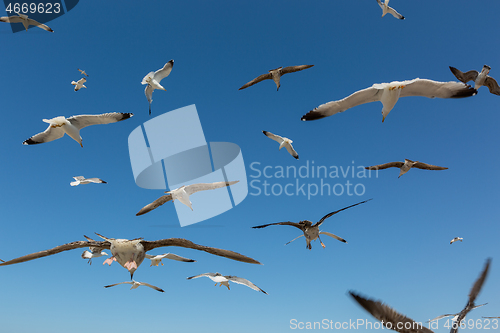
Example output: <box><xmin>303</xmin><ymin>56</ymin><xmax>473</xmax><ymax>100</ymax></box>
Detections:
<box><xmin>145</xmin><ymin>253</ymin><xmax>195</xmax><ymax>267</ymax></box>
<box><xmin>78</xmin><ymin>69</ymin><xmax>89</xmax><ymax>77</ymax></box>
<box><xmin>365</xmin><ymin>159</ymin><xmax>448</xmax><ymax>178</ymax></box>
<box><xmin>252</xmin><ymin>199</ymin><xmax>371</xmax><ymax>250</ymax></box>
<box><xmin>136</xmin><ymin>181</ymin><xmax>239</xmax><ymax>216</ymax></box>
<box><xmin>81</xmin><ymin>239</ymin><xmax>108</xmax><ymax>265</ymax></box>
<box><xmin>70</xmin><ymin>176</ymin><xmax>107</xmax><ymax>186</ymax></box>
<box><xmin>428</xmin><ymin>304</ymin><xmax>487</xmax><ymax>323</ymax></box>
<box><xmin>0</xmin><ymin>12</ymin><xmax>54</xmax><ymax>32</ymax></box>
<box><xmin>263</xmin><ymin>131</ymin><xmax>299</xmax><ymax>160</ymax></box>
<box><xmin>450</xmin><ymin>237</ymin><xmax>463</xmax><ymax>244</ymax></box>
<box><xmin>22</xmin><ymin>112</ymin><xmax>133</xmax><ymax>147</ymax></box>
<box><xmin>104</xmin><ymin>280</ymin><xmax>164</xmax><ymax>292</ymax></box>
<box><xmin>0</xmin><ymin>233</ymin><xmax>261</xmax><ymax>280</ymax></box>
<box><xmin>301</xmin><ymin>78</ymin><xmax>477</xmax><ymax>122</ymax></box>
<box><xmin>449</xmin><ymin>65</ymin><xmax>500</xmax><ymax>95</ymax></box>
<box><xmin>349</xmin><ymin>291</ymin><xmax>434</xmax><ymax>333</ymax></box>
<box><xmin>428</xmin><ymin>258</ymin><xmax>491</xmax><ymax>333</ymax></box>
<box><xmin>482</xmin><ymin>316</ymin><xmax>500</xmax><ymax>319</ymax></box>
<box><xmin>239</xmin><ymin>64</ymin><xmax>314</xmax><ymax>91</ymax></box>
<box><xmin>142</xmin><ymin>60</ymin><xmax>174</xmax><ymax>115</ymax></box>
<box><xmin>376</xmin><ymin>0</ymin><xmax>405</xmax><ymax>20</ymax></box>
<box><xmin>187</xmin><ymin>272</ymin><xmax>267</xmax><ymax>294</ymax></box>
<box><xmin>71</xmin><ymin>78</ymin><xmax>87</xmax><ymax>91</ymax></box>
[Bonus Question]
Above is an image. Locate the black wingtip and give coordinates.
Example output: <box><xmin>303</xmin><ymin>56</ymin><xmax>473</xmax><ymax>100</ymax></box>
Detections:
<box><xmin>22</xmin><ymin>138</ymin><xmax>40</xmax><ymax>145</ymax></box>
<box><xmin>452</xmin><ymin>86</ymin><xmax>478</xmax><ymax>98</ymax></box>
<box><xmin>122</xmin><ymin>113</ymin><xmax>134</xmax><ymax>120</ymax></box>
<box><xmin>301</xmin><ymin>111</ymin><xmax>326</xmax><ymax>121</ymax></box>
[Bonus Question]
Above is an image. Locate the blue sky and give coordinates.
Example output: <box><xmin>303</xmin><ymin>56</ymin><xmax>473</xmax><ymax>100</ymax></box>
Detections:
<box><xmin>1</xmin><ymin>0</ymin><xmax>500</xmax><ymax>332</ymax></box>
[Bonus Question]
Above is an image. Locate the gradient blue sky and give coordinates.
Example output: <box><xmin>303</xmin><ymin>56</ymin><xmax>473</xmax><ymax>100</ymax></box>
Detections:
<box><xmin>1</xmin><ymin>1</ymin><xmax>500</xmax><ymax>332</ymax></box>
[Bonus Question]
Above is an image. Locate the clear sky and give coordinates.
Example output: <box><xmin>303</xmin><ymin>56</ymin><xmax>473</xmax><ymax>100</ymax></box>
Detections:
<box><xmin>1</xmin><ymin>1</ymin><xmax>500</xmax><ymax>332</ymax></box>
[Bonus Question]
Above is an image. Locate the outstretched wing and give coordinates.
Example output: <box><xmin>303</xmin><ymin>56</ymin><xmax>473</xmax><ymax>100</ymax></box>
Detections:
<box><xmin>136</xmin><ymin>194</ymin><xmax>173</xmax><ymax>216</ymax></box>
<box><xmin>184</xmin><ymin>181</ymin><xmax>239</xmax><ymax>196</ymax></box>
<box><xmin>140</xmin><ymin>282</ymin><xmax>165</xmax><ymax>292</ymax></box>
<box><xmin>239</xmin><ymin>73</ymin><xmax>272</xmax><ymax>90</ymax></box>
<box><xmin>68</xmin><ymin>112</ymin><xmax>133</xmax><ymax>130</ymax></box>
<box><xmin>153</xmin><ymin>60</ymin><xmax>174</xmax><ymax>82</ymax></box>
<box><xmin>23</xmin><ymin>124</ymin><xmax>65</xmax><ymax>145</ymax></box>
<box><xmin>187</xmin><ymin>272</ymin><xmax>217</xmax><ymax>280</ymax></box>
<box><xmin>319</xmin><ymin>231</ymin><xmax>346</xmax><ymax>243</ymax></box>
<box><xmin>412</xmin><ymin>162</ymin><xmax>448</xmax><ymax>170</ymax></box>
<box><xmin>365</xmin><ymin>162</ymin><xmax>404</xmax><ymax>170</ymax></box>
<box><xmin>226</xmin><ymin>275</ymin><xmax>268</xmax><ymax>294</ymax></box>
<box><xmin>484</xmin><ymin>76</ymin><xmax>500</xmax><ymax>95</ymax></box>
<box><xmin>104</xmin><ymin>281</ymin><xmax>130</xmax><ymax>288</ymax></box>
<box><xmin>27</xmin><ymin>18</ymin><xmax>53</xmax><ymax>32</ymax></box>
<box><xmin>468</xmin><ymin>258</ymin><xmax>491</xmax><ymax>306</ymax></box>
<box><xmin>262</xmin><ymin>131</ymin><xmax>284</xmax><ymax>144</ymax></box>
<box><xmin>387</xmin><ymin>6</ymin><xmax>404</xmax><ymax>19</ymax></box>
<box><xmin>400</xmin><ymin>79</ymin><xmax>477</xmax><ymax>99</ymax></box>
<box><xmin>315</xmin><ymin>199</ymin><xmax>372</xmax><ymax>227</ymax></box>
<box><xmin>449</xmin><ymin>67</ymin><xmax>479</xmax><ymax>84</ymax></box>
<box><xmin>285</xmin><ymin>142</ymin><xmax>299</xmax><ymax>160</ymax></box>
<box><xmin>280</xmin><ymin>64</ymin><xmax>314</xmax><ymax>75</ymax></box>
<box><xmin>252</xmin><ymin>221</ymin><xmax>304</xmax><ymax>231</ymax></box>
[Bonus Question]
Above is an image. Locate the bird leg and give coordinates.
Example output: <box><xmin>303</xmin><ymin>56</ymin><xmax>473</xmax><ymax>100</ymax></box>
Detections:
<box><xmin>124</xmin><ymin>259</ymin><xmax>138</xmax><ymax>271</ymax></box>
<box><xmin>318</xmin><ymin>235</ymin><xmax>326</xmax><ymax>248</ymax></box>
<box><xmin>103</xmin><ymin>256</ymin><xmax>117</xmax><ymax>266</ymax></box>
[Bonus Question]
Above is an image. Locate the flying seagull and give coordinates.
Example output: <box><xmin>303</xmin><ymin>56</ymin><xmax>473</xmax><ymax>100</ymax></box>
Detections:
<box><xmin>0</xmin><ymin>12</ymin><xmax>54</xmax><ymax>32</ymax></box>
<box><xmin>136</xmin><ymin>181</ymin><xmax>239</xmax><ymax>216</ymax></box>
<box><xmin>71</xmin><ymin>78</ymin><xmax>87</xmax><ymax>91</ymax></box>
<box><xmin>449</xmin><ymin>65</ymin><xmax>500</xmax><ymax>95</ymax></box>
<box><xmin>482</xmin><ymin>316</ymin><xmax>500</xmax><ymax>319</ymax></box>
<box><xmin>263</xmin><ymin>131</ymin><xmax>299</xmax><ymax>160</ymax></box>
<box><xmin>145</xmin><ymin>253</ymin><xmax>195</xmax><ymax>267</ymax></box>
<box><xmin>252</xmin><ymin>199</ymin><xmax>371</xmax><ymax>250</ymax></box>
<box><xmin>428</xmin><ymin>258</ymin><xmax>491</xmax><ymax>333</ymax></box>
<box><xmin>23</xmin><ymin>112</ymin><xmax>133</xmax><ymax>147</ymax></box>
<box><xmin>0</xmin><ymin>233</ymin><xmax>261</xmax><ymax>279</ymax></box>
<box><xmin>239</xmin><ymin>64</ymin><xmax>314</xmax><ymax>91</ymax></box>
<box><xmin>450</xmin><ymin>237</ymin><xmax>463</xmax><ymax>244</ymax></box>
<box><xmin>376</xmin><ymin>0</ymin><xmax>404</xmax><ymax>20</ymax></box>
<box><xmin>428</xmin><ymin>304</ymin><xmax>487</xmax><ymax>323</ymax></box>
<box><xmin>349</xmin><ymin>291</ymin><xmax>434</xmax><ymax>333</ymax></box>
<box><xmin>78</xmin><ymin>69</ymin><xmax>89</xmax><ymax>77</ymax></box>
<box><xmin>187</xmin><ymin>272</ymin><xmax>267</xmax><ymax>294</ymax></box>
<box><xmin>81</xmin><ymin>240</ymin><xmax>108</xmax><ymax>265</ymax></box>
<box><xmin>104</xmin><ymin>280</ymin><xmax>164</xmax><ymax>293</ymax></box>
<box><xmin>70</xmin><ymin>176</ymin><xmax>107</xmax><ymax>186</ymax></box>
<box><xmin>142</xmin><ymin>60</ymin><xmax>174</xmax><ymax>115</ymax></box>
<box><xmin>301</xmin><ymin>78</ymin><xmax>477</xmax><ymax>122</ymax></box>
<box><xmin>365</xmin><ymin>159</ymin><xmax>448</xmax><ymax>178</ymax></box>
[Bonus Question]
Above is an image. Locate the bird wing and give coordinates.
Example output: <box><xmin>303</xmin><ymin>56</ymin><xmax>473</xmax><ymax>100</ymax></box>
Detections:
<box><xmin>387</xmin><ymin>6</ymin><xmax>404</xmax><ymax>19</ymax></box>
<box><xmin>135</xmin><ymin>194</ymin><xmax>173</xmax><ymax>216</ymax></box>
<box><xmin>400</xmin><ymin>79</ymin><xmax>477</xmax><ymax>99</ymax></box>
<box><xmin>78</xmin><ymin>78</ymin><xmax>86</xmax><ymax>84</ymax></box>
<box><xmin>449</xmin><ymin>67</ymin><xmax>479</xmax><ymax>84</ymax></box>
<box><xmin>86</xmin><ymin>178</ymin><xmax>106</xmax><ymax>183</ymax></box>
<box><xmin>144</xmin><ymin>85</ymin><xmax>154</xmax><ymax>104</ymax></box>
<box><xmin>146</xmin><ymin>253</ymin><xmax>195</xmax><ymax>262</ymax></box>
<box><xmin>301</xmin><ymin>86</ymin><xmax>382</xmax><ymax>121</ymax></box>
<box><xmin>104</xmin><ymin>281</ymin><xmax>131</xmax><ymax>288</ymax></box>
<box><xmin>26</xmin><ymin>18</ymin><xmax>53</xmax><ymax>32</ymax></box>
<box><xmin>68</xmin><ymin>112</ymin><xmax>133</xmax><ymax>130</ymax></box>
<box><xmin>350</xmin><ymin>291</ymin><xmax>435</xmax><ymax>333</ymax></box>
<box><xmin>315</xmin><ymin>199</ymin><xmax>372</xmax><ymax>227</ymax></box>
<box><xmin>262</xmin><ymin>131</ymin><xmax>284</xmax><ymax>144</ymax></box>
<box><xmin>365</xmin><ymin>162</ymin><xmax>404</xmax><ymax>170</ymax></box>
<box><xmin>23</xmin><ymin>124</ymin><xmax>65</xmax><ymax>145</ymax></box>
<box><xmin>226</xmin><ymin>276</ymin><xmax>268</xmax><ymax>294</ymax></box>
<box><xmin>78</xmin><ymin>69</ymin><xmax>88</xmax><ymax>76</ymax></box>
<box><xmin>376</xmin><ymin>0</ymin><xmax>384</xmax><ymax>9</ymax></box>
<box><xmin>252</xmin><ymin>221</ymin><xmax>304</xmax><ymax>231</ymax></box>
<box><xmin>412</xmin><ymin>162</ymin><xmax>448</xmax><ymax>170</ymax></box>
<box><xmin>187</xmin><ymin>272</ymin><xmax>218</xmax><ymax>280</ymax></box>
<box><xmin>482</xmin><ymin>316</ymin><xmax>500</xmax><ymax>319</ymax></box>
<box><xmin>184</xmin><ymin>181</ymin><xmax>239</xmax><ymax>196</ymax></box>
<box><xmin>239</xmin><ymin>73</ymin><xmax>272</xmax><ymax>90</ymax></box>
<box><xmin>319</xmin><ymin>231</ymin><xmax>346</xmax><ymax>243</ymax></box>
<box><xmin>285</xmin><ymin>142</ymin><xmax>299</xmax><ymax>160</ymax></box>
<box><xmin>141</xmin><ymin>238</ymin><xmax>261</xmax><ymax>265</ymax></box>
<box><xmin>428</xmin><ymin>313</ymin><xmax>456</xmax><ymax>322</ymax></box>
<box><xmin>468</xmin><ymin>258</ymin><xmax>491</xmax><ymax>305</ymax></box>
<box><xmin>484</xmin><ymin>76</ymin><xmax>500</xmax><ymax>95</ymax></box>
<box><xmin>73</xmin><ymin>176</ymin><xmax>85</xmax><ymax>181</ymax></box>
<box><xmin>0</xmin><ymin>16</ymin><xmax>23</xmax><ymax>23</ymax></box>
<box><xmin>140</xmin><ymin>282</ymin><xmax>165</xmax><ymax>292</ymax></box>
<box><xmin>280</xmin><ymin>64</ymin><xmax>314</xmax><ymax>75</ymax></box>
<box><xmin>285</xmin><ymin>234</ymin><xmax>304</xmax><ymax>245</ymax></box>
<box><xmin>153</xmin><ymin>60</ymin><xmax>174</xmax><ymax>82</ymax></box>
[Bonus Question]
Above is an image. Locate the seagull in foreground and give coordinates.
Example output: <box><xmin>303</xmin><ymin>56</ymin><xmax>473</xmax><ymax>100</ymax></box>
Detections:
<box><xmin>239</xmin><ymin>64</ymin><xmax>314</xmax><ymax>91</ymax></box>
<box><xmin>136</xmin><ymin>181</ymin><xmax>239</xmax><ymax>216</ymax></box>
<box><xmin>428</xmin><ymin>258</ymin><xmax>491</xmax><ymax>333</ymax></box>
<box><xmin>145</xmin><ymin>253</ymin><xmax>195</xmax><ymax>267</ymax></box>
<box><xmin>70</xmin><ymin>176</ymin><xmax>107</xmax><ymax>186</ymax></box>
<box><xmin>78</xmin><ymin>69</ymin><xmax>89</xmax><ymax>77</ymax></box>
<box><xmin>365</xmin><ymin>159</ymin><xmax>448</xmax><ymax>178</ymax></box>
<box><xmin>71</xmin><ymin>78</ymin><xmax>87</xmax><ymax>91</ymax></box>
<box><xmin>0</xmin><ymin>12</ymin><xmax>54</xmax><ymax>32</ymax></box>
<box><xmin>263</xmin><ymin>131</ymin><xmax>299</xmax><ymax>160</ymax></box>
<box><xmin>349</xmin><ymin>291</ymin><xmax>434</xmax><ymax>333</ymax></box>
<box><xmin>104</xmin><ymin>280</ymin><xmax>164</xmax><ymax>292</ymax></box>
<box><xmin>142</xmin><ymin>59</ymin><xmax>174</xmax><ymax>115</ymax></box>
<box><xmin>252</xmin><ymin>199</ymin><xmax>371</xmax><ymax>250</ymax></box>
<box><xmin>301</xmin><ymin>78</ymin><xmax>477</xmax><ymax>122</ymax></box>
<box><xmin>22</xmin><ymin>112</ymin><xmax>133</xmax><ymax>147</ymax></box>
<box><xmin>81</xmin><ymin>239</ymin><xmax>108</xmax><ymax>265</ymax></box>
<box><xmin>0</xmin><ymin>233</ymin><xmax>261</xmax><ymax>279</ymax></box>
<box><xmin>376</xmin><ymin>0</ymin><xmax>405</xmax><ymax>20</ymax></box>
<box><xmin>449</xmin><ymin>65</ymin><xmax>500</xmax><ymax>95</ymax></box>
<box><xmin>187</xmin><ymin>272</ymin><xmax>267</xmax><ymax>294</ymax></box>
<box><xmin>450</xmin><ymin>237</ymin><xmax>463</xmax><ymax>244</ymax></box>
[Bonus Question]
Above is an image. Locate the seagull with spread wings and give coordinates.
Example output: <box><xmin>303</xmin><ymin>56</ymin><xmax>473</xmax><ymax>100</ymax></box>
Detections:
<box><xmin>70</xmin><ymin>176</ymin><xmax>107</xmax><ymax>186</ymax></box>
<box><xmin>252</xmin><ymin>199</ymin><xmax>371</xmax><ymax>250</ymax></box>
<box><xmin>301</xmin><ymin>78</ymin><xmax>477</xmax><ymax>122</ymax></box>
<box><xmin>376</xmin><ymin>0</ymin><xmax>404</xmax><ymax>20</ymax></box>
<box><xmin>187</xmin><ymin>272</ymin><xmax>267</xmax><ymax>294</ymax></box>
<box><xmin>365</xmin><ymin>159</ymin><xmax>448</xmax><ymax>178</ymax></box>
<box><xmin>239</xmin><ymin>64</ymin><xmax>314</xmax><ymax>91</ymax></box>
<box><xmin>449</xmin><ymin>65</ymin><xmax>500</xmax><ymax>95</ymax></box>
<box><xmin>71</xmin><ymin>78</ymin><xmax>87</xmax><ymax>91</ymax></box>
<box><xmin>0</xmin><ymin>12</ymin><xmax>54</xmax><ymax>32</ymax></box>
<box><xmin>81</xmin><ymin>243</ymin><xmax>108</xmax><ymax>265</ymax></box>
<box><xmin>142</xmin><ymin>60</ymin><xmax>174</xmax><ymax>115</ymax></box>
<box><xmin>450</xmin><ymin>237</ymin><xmax>463</xmax><ymax>245</ymax></box>
<box><xmin>78</xmin><ymin>69</ymin><xmax>89</xmax><ymax>77</ymax></box>
<box><xmin>262</xmin><ymin>131</ymin><xmax>299</xmax><ymax>160</ymax></box>
<box><xmin>145</xmin><ymin>253</ymin><xmax>195</xmax><ymax>267</ymax></box>
<box><xmin>104</xmin><ymin>280</ymin><xmax>164</xmax><ymax>293</ymax></box>
<box><xmin>22</xmin><ymin>112</ymin><xmax>133</xmax><ymax>147</ymax></box>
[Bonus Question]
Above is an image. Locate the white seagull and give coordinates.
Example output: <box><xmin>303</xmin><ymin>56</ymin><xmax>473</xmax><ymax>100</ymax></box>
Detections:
<box><xmin>187</xmin><ymin>272</ymin><xmax>267</xmax><ymax>294</ymax></box>
<box><xmin>263</xmin><ymin>131</ymin><xmax>299</xmax><ymax>160</ymax></box>
<box><xmin>78</xmin><ymin>69</ymin><xmax>89</xmax><ymax>77</ymax></box>
<box><xmin>136</xmin><ymin>181</ymin><xmax>239</xmax><ymax>216</ymax></box>
<box><xmin>70</xmin><ymin>176</ymin><xmax>107</xmax><ymax>186</ymax></box>
<box><xmin>0</xmin><ymin>12</ymin><xmax>54</xmax><ymax>32</ymax></box>
<box><xmin>449</xmin><ymin>65</ymin><xmax>500</xmax><ymax>95</ymax></box>
<box><xmin>450</xmin><ymin>237</ymin><xmax>463</xmax><ymax>244</ymax></box>
<box><xmin>301</xmin><ymin>78</ymin><xmax>477</xmax><ymax>122</ymax></box>
<box><xmin>23</xmin><ymin>112</ymin><xmax>133</xmax><ymax>147</ymax></box>
<box><xmin>81</xmin><ymin>241</ymin><xmax>108</xmax><ymax>265</ymax></box>
<box><xmin>0</xmin><ymin>233</ymin><xmax>261</xmax><ymax>280</ymax></box>
<box><xmin>253</xmin><ymin>199</ymin><xmax>371</xmax><ymax>250</ymax></box>
<box><xmin>145</xmin><ymin>253</ymin><xmax>195</xmax><ymax>267</ymax></box>
<box><xmin>142</xmin><ymin>60</ymin><xmax>174</xmax><ymax>115</ymax></box>
<box><xmin>239</xmin><ymin>64</ymin><xmax>314</xmax><ymax>91</ymax></box>
<box><xmin>365</xmin><ymin>159</ymin><xmax>448</xmax><ymax>178</ymax></box>
<box><xmin>376</xmin><ymin>0</ymin><xmax>405</xmax><ymax>20</ymax></box>
<box><xmin>71</xmin><ymin>78</ymin><xmax>87</xmax><ymax>91</ymax></box>
<box><xmin>104</xmin><ymin>280</ymin><xmax>164</xmax><ymax>292</ymax></box>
